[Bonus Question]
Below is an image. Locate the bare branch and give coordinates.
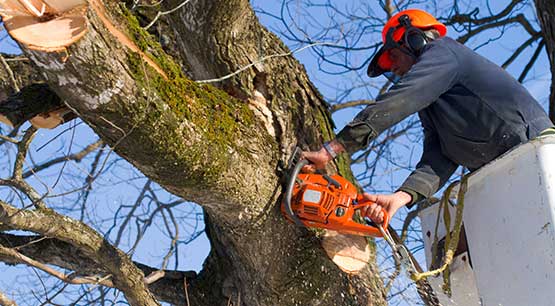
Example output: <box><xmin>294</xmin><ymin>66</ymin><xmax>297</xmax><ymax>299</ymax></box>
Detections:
<box><xmin>502</xmin><ymin>32</ymin><xmax>542</xmax><ymax>69</ymax></box>
<box><xmin>330</xmin><ymin>99</ymin><xmax>375</xmax><ymax>112</ymax></box>
<box><xmin>0</xmin><ymin>233</ymin><xmax>197</xmax><ymax>305</ymax></box>
<box><xmin>457</xmin><ymin>14</ymin><xmax>535</xmax><ymax>44</ymax></box>
<box><xmin>13</xmin><ymin>127</ymin><xmax>37</xmax><ymax>180</ymax></box>
<box><xmin>196</xmin><ymin>42</ymin><xmax>340</xmax><ymax>84</ymax></box>
<box><xmin>22</xmin><ymin>140</ymin><xmax>103</xmax><ymax>179</ymax></box>
<box><xmin>0</xmin><ymin>200</ymin><xmax>159</xmax><ymax>305</ymax></box>
<box><xmin>445</xmin><ymin>0</ymin><xmax>526</xmax><ymax>26</ymax></box>
<box><xmin>0</xmin><ymin>55</ymin><xmax>19</xmax><ymax>92</ymax></box>
<box><xmin>144</xmin><ymin>0</ymin><xmax>193</xmax><ymax>30</ymax></box>
<box><xmin>518</xmin><ymin>39</ymin><xmax>545</xmax><ymax>83</ymax></box>
<box><xmin>0</xmin><ymin>134</ymin><xmax>18</xmax><ymax>144</ymax></box>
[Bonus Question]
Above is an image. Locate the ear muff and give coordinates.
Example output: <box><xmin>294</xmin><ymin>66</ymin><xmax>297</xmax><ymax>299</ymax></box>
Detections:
<box><xmin>404</xmin><ymin>27</ymin><xmax>428</xmax><ymax>55</ymax></box>
<box><xmin>397</xmin><ymin>14</ymin><xmax>429</xmax><ymax>56</ymax></box>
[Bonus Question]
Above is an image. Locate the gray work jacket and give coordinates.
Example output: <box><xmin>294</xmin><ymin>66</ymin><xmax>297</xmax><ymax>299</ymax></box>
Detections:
<box><xmin>336</xmin><ymin>37</ymin><xmax>553</xmax><ymax>205</ymax></box>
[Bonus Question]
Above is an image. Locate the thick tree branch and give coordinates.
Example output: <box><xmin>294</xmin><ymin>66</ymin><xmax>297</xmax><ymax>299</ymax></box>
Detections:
<box><xmin>13</xmin><ymin>126</ymin><xmax>36</xmax><ymax>180</ymax></box>
<box><xmin>0</xmin><ymin>244</ymin><xmax>115</xmax><ymax>287</ymax></box>
<box><xmin>0</xmin><ymin>201</ymin><xmax>159</xmax><ymax>305</ymax></box>
<box><xmin>0</xmin><ymin>233</ymin><xmax>197</xmax><ymax>305</ymax></box>
<box><xmin>3</xmin><ymin>1</ymin><xmax>385</xmax><ymax>305</ymax></box>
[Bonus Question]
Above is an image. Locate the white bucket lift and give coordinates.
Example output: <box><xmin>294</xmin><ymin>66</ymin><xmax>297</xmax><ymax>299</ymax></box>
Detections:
<box><xmin>419</xmin><ymin>135</ymin><xmax>555</xmax><ymax>306</ymax></box>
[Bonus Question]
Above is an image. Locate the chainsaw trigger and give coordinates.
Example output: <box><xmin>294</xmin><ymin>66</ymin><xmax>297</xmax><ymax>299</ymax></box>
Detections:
<box><xmin>363</xmin><ymin>217</ymin><xmax>378</xmax><ymax>228</ymax></box>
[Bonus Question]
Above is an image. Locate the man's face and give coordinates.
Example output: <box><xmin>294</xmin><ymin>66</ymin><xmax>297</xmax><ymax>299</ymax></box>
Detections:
<box><xmin>389</xmin><ymin>47</ymin><xmax>416</xmax><ymax>76</ymax></box>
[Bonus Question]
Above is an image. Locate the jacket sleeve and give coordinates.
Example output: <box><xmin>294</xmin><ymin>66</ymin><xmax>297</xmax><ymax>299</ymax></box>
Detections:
<box><xmin>398</xmin><ymin>114</ymin><xmax>458</xmax><ymax>208</ymax></box>
<box><xmin>336</xmin><ymin>40</ymin><xmax>460</xmax><ymax>154</ymax></box>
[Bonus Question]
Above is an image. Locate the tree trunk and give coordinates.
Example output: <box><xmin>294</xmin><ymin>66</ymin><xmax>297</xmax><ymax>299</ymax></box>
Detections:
<box><xmin>8</xmin><ymin>0</ymin><xmax>387</xmax><ymax>305</ymax></box>
<box><xmin>535</xmin><ymin>0</ymin><xmax>555</xmax><ymax>122</ymax></box>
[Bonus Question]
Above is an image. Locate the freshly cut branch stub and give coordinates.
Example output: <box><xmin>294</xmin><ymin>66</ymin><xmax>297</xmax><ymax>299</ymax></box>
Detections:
<box><xmin>0</xmin><ymin>0</ymin><xmax>88</xmax><ymax>52</ymax></box>
<box><xmin>29</xmin><ymin>105</ymin><xmax>74</xmax><ymax>129</ymax></box>
<box><xmin>321</xmin><ymin>230</ymin><xmax>371</xmax><ymax>274</ymax></box>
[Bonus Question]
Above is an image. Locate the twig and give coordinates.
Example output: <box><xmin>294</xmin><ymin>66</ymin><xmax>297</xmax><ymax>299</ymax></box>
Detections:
<box><xmin>36</xmin><ymin>121</ymin><xmax>84</xmax><ymax>152</ymax></box>
<box><xmin>501</xmin><ymin>32</ymin><xmax>542</xmax><ymax>69</ymax></box>
<box><xmin>13</xmin><ymin>127</ymin><xmax>37</xmax><ymax>180</ymax></box>
<box><xmin>184</xmin><ymin>277</ymin><xmax>190</xmax><ymax>306</ymax></box>
<box><xmin>330</xmin><ymin>99</ymin><xmax>375</xmax><ymax>112</ymax></box>
<box><xmin>0</xmin><ymin>54</ymin><xmax>19</xmax><ymax>92</ymax></box>
<box><xmin>2</xmin><ymin>57</ymin><xmax>29</xmax><ymax>62</ymax></box>
<box><xmin>518</xmin><ymin>39</ymin><xmax>545</xmax><ymax>83</ymax></box>
<box><xmin>196</xmin><ymin>42</ymin><xmax>339</xmax><ymax>84</ymax></box>
<box><xmin>0</xmin><ymin>134</ymin><xmax>18</xmax><ymax>144</ymax></box>
<box><xmin>144</xmin><ymin>0</ymin><xmax>193</xmax><ymax>30</ymax></box>
<box><xmin>144</xmin><ymin>270</ymin><xmax>165</xmax><ymax>284</ymax></box>
<box><xmin>22</xmin><ymin>140</ymin><xmax>103</xmax><ymax>179</ymax></box>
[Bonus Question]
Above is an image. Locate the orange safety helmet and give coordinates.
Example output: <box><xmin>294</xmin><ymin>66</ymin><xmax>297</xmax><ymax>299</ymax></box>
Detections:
<box><xmin>367</xmin><ymin>9</ymin><xmax>447</xmax><ymax>77</ymax></box>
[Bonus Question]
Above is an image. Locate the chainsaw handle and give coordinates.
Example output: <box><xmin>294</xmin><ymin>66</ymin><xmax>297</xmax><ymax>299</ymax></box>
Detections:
<box><xmin>284</xmin><ymin>159</ymin><xmax>309</xmax><ymax>227</ymax></box>
<box><xmin>323</xmin><ymin>174</ymin><xmax>341</xmax><ymax>189</ymax></box>
<box><xmin>353</xmin><ymin>197</ymin><xmax>391</xmax><ymax>233</ymax></box>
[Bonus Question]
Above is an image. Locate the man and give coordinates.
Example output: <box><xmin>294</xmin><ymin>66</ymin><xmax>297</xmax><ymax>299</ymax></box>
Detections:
<box><xmin>303</xmin><ymin>9</ymin><xmax>555</xmax><ymax>223</ymax></box>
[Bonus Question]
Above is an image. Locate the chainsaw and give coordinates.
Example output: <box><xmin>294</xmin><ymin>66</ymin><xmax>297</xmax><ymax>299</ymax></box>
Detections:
<box><xmin>280</xmin><ymin>148</ymin><xmax>441</xmax><ymax>305</ymax></box>
<box><xmin>281</xmin><ymin>148</ymin><xmax>390</xmax><ymax>237</ymax></box>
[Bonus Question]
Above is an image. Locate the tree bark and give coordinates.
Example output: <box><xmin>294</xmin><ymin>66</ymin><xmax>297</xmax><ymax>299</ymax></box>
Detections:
<box><xmin>0</xmin><ymin>233</ymin><xmax>196</xmax><ymax>305</ymax></box>
<box><xmin>2</xmin><ymin>0</ymin><xmax>386</xmax><ymax>305</ymax></box>
<box><xmin>535</xmin><ymin>0</ymin><xmax>555</xmax><ymax>122</ymax></box>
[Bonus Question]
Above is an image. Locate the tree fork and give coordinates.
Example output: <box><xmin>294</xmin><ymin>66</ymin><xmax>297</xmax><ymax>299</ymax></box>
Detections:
<box><xmin>2</xmin><ymin>0</ymin><xmax>387</xmax><ymax>305</ymax></box>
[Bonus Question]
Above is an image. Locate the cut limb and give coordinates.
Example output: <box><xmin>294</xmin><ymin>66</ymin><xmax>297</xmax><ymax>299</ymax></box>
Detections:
<box><xmin>0</xmin><ymin>0</ymin><xmax>88</xmax><ymax>52</ymax></box>
<box><xmin>322</xmin><ymin>230</ymin><xmax>372</xmax><ymax>274</ymax></box>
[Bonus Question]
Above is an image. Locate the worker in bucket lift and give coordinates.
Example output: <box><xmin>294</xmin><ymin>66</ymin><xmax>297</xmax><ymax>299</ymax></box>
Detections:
<box><xmin>303</xmin><ymin>9</ymin><xmax>555</xmax><ymax>224</ymax></box>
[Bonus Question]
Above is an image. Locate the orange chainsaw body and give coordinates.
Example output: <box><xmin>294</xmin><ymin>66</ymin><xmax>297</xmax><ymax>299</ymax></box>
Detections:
<box><xmin>281</xmin><ymin>172</ymin><xmax>389</xmax><ymax>237</ymax></box>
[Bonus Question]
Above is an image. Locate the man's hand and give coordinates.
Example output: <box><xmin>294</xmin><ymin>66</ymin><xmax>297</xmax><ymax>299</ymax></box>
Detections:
<box><xmin>301</xmin><ymin>148</ymin><xmax>331</xmax><ymax>172</ymax></box>
<box><xmin>362</xmin><ymin>191</ymin><xmax>413</xmax><ymax>223</ymax></box>
<box><xmin>301</xmin><ymin>139</ymin><xmax>345</xmax><ymax>172</ymax></box>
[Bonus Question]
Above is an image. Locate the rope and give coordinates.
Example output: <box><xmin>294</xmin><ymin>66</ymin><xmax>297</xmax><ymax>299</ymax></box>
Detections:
<box><xmin>411</xmin><ymin>170</ymin><xmax>469</xmax><ymax>291</ymax></box>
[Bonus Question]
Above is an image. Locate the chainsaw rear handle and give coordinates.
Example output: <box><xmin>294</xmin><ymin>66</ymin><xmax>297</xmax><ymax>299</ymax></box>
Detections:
<box><xmin>354</xmin><ymin>196</ymin><xmax>391</xmax><ymax>231</ymax></box>
<box><xmin>284</xmin><ymin>159</ymin><xmax>309</xmax><ymax>227</ymax></box>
